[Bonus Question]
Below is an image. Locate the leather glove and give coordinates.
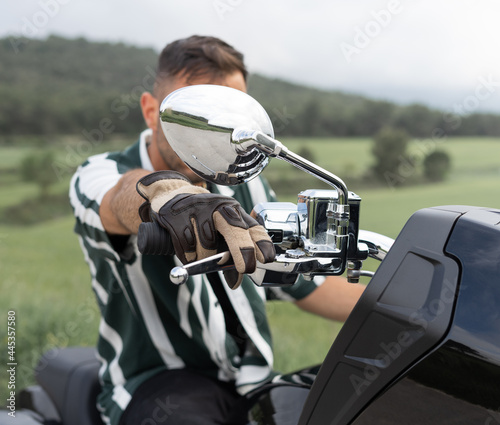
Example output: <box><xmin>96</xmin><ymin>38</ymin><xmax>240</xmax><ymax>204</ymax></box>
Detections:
<box><xmin>136</xmin><ymin>171</ymin><xmax>275</xmax><ymax>289</ymax></box>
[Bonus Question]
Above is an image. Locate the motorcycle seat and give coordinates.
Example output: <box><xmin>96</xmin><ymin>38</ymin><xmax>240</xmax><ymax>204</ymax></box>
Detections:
<box><xmin>36</xmin><ymin>346</ymin><xmax>103</xmax><ymax>425</ymax></box>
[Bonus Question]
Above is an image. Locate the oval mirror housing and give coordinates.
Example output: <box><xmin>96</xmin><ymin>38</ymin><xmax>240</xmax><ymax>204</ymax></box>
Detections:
<box><xmin>159</xmin><ymin>84</ymin><xmax>274</xmax><ymax>186</ymax></box>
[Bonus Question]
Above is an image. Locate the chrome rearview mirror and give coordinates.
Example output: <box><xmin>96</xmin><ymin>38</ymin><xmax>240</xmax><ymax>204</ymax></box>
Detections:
<box><xmin>159</xmin><ymin>84</ymin><xmax>348</xmax><ymax>206</ymax></box>
<box><xmin>159</xmin><ymin>84</ymin><xmax>274</xmax><ymax>185</ymax></box>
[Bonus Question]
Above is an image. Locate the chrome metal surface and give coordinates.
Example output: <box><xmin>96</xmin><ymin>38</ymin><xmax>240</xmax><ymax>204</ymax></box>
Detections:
<box><xmin>160</xmin><ymin>85</ymin><xmax>273</xmax><ymax>185</ymax></box>
<box><xmin>346</xmin><ymin>267</ymin><xmax>375</xmax><ymax>283</ymax></box>
<box><xmin>278</xmin><ymin>148</ymin><xmax>349</xmax><ymax>206</ymax></box>
<box><xmin>170</xmin><ymin>267</ymin><xmax>189</xmax><ymax>285</ymax></box>
<box><xmin>297</xmin><ymin>190</ymin><xmax>347</xmax><ymax>255</ymax></box>
<box><xmin>253</xmin><ymin>202</ymin><xmax>302</xmax><ymax>250</ymax></box>
<box><xmin>285</xmin><ymin>249</ymin><xmax>306</xmax><ymax>259</ymax></box>
<box><xmin>170</xmin><ymin>252</ymin><xmax>230</xmax><ymax>285</ymax></box>
<box><xmin>358</xmin><ymin>229</ymin><xmax>394</xmax><ymax>261</ymax></box>
<box><xmin>169</xmin><ymin>251</ymin><xmax>344</xmax><ymax>286</ymax></box>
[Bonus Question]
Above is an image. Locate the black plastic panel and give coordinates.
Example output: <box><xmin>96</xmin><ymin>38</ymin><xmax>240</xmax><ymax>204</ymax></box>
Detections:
<box><xmin>350</xmin><ymin>206</ymin><xmax>500</xmax><ymax>424</ymax></box>
<box><xmin>350</xmin><ymin>372</ymin><xmax>496</xmax><ymax>425</ymax></box>
<box><xmin>248</xmin><ymin>385</ymin><xmax>311</xmax><ymax>425</ymax></box>
<box><xmin>36</xmin><ymin>347</ymin><xmax>103</xmax><ymax>425</ymax></box>
<box><xmin>298</xmin><ymin>207</ymin><xmax>462</xmax><ymax>425</ymax></box>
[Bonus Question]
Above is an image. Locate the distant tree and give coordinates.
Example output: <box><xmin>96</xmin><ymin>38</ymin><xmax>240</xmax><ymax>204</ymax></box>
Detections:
<box><xmin>300</xmin><ymin>100</ymin><xmax>322</xmax><ymax>136</ymax></box>
<box><xmin>355</xmin><ymin>99</ymin><xmax>396</xmax><ymax>136</ymax></box>
<box><xmin>371</xmin><ymin>126</ymin><xmax>410</xmax><ymax>185</ymax></box>
<box><xmin>423</xmin><ymin>150</ymin><xmax>451</xmax><ymax>182</ymax></box>
<box><xmin>392</xmin><ymin>104</ymin><xmax>439</xmax><ymax>138</ymax></box>
<box><xmin>21</xmin><ymin>151</ymin><xmax>58</xmax><ymax>198</ymax></box>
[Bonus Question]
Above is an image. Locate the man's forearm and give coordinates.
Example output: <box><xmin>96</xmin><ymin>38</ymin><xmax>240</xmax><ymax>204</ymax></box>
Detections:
<box><xmin>295</xmin><ymin>276</ymin><xmax>365</xmax><ymax>322</ymax></box>
<box><xmin>101</xmin><ymin>169</ymin><xmax>151</xmax><ymax>235</ymax></box>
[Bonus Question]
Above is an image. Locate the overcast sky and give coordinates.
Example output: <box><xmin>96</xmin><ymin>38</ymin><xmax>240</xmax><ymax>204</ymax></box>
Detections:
<box><xmin>3</xmin><ymin>0</ymin><xmax>500</xmax><ymax>113</ymax></box>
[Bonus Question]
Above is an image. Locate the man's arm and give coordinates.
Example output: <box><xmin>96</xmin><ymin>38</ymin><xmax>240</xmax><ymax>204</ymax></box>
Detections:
<box><xmin>100</xmin><ymin>169</ymin><xmax>151</xmax><ymax>235</ymax></box>
<box><xmin>294</xmin><ymin>276</ymin><xmax>365</xmax><ymax>322</ymax></box>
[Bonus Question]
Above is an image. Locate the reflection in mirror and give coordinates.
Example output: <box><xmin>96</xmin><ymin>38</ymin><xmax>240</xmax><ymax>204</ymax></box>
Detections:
<box><xmin>160</xmin><ymin>84</ymin><xmax>274</xmax><ymax>186</ymax></box>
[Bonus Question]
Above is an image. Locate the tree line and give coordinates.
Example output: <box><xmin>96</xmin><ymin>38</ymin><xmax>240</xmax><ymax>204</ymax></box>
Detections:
<box><xmin>1</xmin><ymin>35</ymin><xmax>500</xmax><ymax>139</ymax></box>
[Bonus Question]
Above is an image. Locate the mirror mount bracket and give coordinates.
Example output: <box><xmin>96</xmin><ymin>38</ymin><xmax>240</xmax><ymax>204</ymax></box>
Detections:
<box><xmin>233</xmin><ymin>128</ymin><xmax>349</xmax><ymax>206</ymax></box>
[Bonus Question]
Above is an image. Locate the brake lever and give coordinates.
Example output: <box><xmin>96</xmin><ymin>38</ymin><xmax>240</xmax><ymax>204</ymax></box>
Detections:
<box><xmin>170</xmin><ymin>252</ymin><xmax>269</xmax><ymax>286</ymax></box>
<box><xmin>170</xmin><ymin>251</ymin><xmax>343</xmax><ymax>287</ymax></box>
<box><xmin>170</xmin><ymin>252</ymin><xmax>233</xmax><ymax>285</ymax></box>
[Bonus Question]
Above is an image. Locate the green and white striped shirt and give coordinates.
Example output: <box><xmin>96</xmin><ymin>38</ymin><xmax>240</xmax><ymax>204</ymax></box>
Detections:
<box><xmin>69</xmin><ymin>130</ymin><xmax>320</xmax><ymax>425</ymax></box>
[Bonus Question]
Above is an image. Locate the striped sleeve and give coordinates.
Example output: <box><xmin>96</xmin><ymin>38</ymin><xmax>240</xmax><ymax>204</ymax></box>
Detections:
<box><xmin>69</xmin><ymin>153</ymin><xmax>128</xmax><ymax>257</ymax></box>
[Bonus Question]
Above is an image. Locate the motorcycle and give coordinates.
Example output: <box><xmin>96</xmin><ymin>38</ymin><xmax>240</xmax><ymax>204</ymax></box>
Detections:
<box><xmin>13</xmin><ymin>85</ymin><xmax>500</xmax><ymax>425</ymax></box>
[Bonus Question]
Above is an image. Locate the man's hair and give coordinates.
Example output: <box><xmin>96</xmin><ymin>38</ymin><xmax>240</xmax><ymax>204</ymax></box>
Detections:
<box><xmin>154</xmin><ymin>35</ymin><xmax>247</xmax><ymax>95</ymax></box>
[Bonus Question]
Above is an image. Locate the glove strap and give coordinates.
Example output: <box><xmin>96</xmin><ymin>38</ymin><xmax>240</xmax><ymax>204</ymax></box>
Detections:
<box><xmin>136</xmin><ymin>170</ymin><xmax>192</xmax><ymax>200</ymax></box>
<box><xmin>137</xmin><ymin>171</ymin><xmax>209</xmax><ymax>214</ymax></box>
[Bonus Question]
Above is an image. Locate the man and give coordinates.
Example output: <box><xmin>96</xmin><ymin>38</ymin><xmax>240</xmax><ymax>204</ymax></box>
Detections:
<box><xmin>70</xmin><ymin>35</ymin><xmax>365</xmax><ymax>425</ymax></box>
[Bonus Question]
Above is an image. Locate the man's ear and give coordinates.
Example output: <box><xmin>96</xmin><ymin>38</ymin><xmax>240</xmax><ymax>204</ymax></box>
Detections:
<box><xmin>140</xmin><ymin>92</ymin><xmax>159</xmax><ymax>131</ymax></box>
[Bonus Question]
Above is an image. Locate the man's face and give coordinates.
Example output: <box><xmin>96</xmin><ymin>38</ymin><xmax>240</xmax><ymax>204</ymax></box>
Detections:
<box><xmin>153</xmin><ymin>71</ymin><xmax>247</xmax><ymax>183</ymax></box>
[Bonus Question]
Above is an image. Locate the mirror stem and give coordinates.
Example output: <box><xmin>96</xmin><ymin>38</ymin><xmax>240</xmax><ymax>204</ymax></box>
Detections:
<box><xmin>253</xmin><ymin>132</ymin><xmax>349</xmax><ymax>205</ymax></box>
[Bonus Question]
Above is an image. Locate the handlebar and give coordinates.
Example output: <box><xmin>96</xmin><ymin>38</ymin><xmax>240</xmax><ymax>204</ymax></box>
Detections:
<box><xmin>358</xmin><ymin>230</ymin><xmax>394</xmax><ymax>262</ymax></box>
<box><xmin>137</xmin><ymin>222</ymin><xmax>174</xmax><ymax>256</ymax></box>
<box><xmin>137</xmin><ymin>221</ymin><xmax>395</xmax><ymax>287</ymax></box>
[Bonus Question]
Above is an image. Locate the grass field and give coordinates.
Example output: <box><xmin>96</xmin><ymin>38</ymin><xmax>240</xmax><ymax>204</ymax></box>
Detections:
<box><xmin>1</xmin><ymin>135</ymin><xmax>499</xmax><ymax>401</ymax></box>
<box><xmin>267</xmin><ymin>136</ymin><xmax>500</xmax><ymax>236</ymax></box>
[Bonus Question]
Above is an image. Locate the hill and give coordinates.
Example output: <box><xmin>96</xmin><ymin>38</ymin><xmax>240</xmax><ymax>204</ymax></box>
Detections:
<box><xmin>1</xmin><ymin>35</ymin><xmax>499</xmax><ymax>139</ymax></box>
<box><xmin>0</xmin><ymin>35</ymin><xmax>157</xmax><ymax>136</ymax></box>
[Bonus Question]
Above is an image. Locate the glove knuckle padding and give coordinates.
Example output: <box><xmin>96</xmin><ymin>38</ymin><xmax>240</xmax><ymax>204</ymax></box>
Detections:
<box><xmin>198</xmin><ymin>217</ymin><xmax>217</xmax><ymax>248</ymax></box>
<box><xmin>217</xmin><ymin>204</ymin><xmax>249</xmax><ymax>229</ymax></box>
<box><xmin>190</xmin><ymin>218</ymin><xmax>217</xmax><ymax>261</ymax></box>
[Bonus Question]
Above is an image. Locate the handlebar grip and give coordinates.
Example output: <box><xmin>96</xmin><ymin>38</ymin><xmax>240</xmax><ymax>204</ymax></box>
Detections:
<box><xmin>137</xmin><ymin>222</ymin><xmax>174</xmax><ymax>256</ymax></box>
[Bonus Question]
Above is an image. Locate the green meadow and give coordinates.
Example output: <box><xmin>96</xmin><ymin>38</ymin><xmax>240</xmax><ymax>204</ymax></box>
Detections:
<box><xmin>1</xmin><ymin>136</ymin><xmax>500</xmax><ymax>399</ymax></box>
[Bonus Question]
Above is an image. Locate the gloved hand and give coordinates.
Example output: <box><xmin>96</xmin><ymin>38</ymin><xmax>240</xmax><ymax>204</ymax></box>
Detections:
<box><xmin>136</xmin><ymin>171</ymin><xmax>275</xmax><ymax>289</ymax></box>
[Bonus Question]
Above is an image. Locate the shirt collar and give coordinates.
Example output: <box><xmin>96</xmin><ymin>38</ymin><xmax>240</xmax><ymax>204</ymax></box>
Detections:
<box><xmin>139</xmin><ymin>129</ymin><xmax>155</xmax><ymax>171</ymax></box>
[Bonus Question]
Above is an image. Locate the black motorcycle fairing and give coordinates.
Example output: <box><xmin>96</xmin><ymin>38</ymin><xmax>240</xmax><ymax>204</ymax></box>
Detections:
<box><xmin>247</xmin><ymin>385</ymin><xmax>311</xmax><ymax>425</ymax></box>
<box><xmin>348</xmin><ymin>206</ymin><xmax>500</xmax><ymax>424</ymax></box>
<box><xmin>298</xmin><ymin>206</ymin><xmax>463</xmax><ymax>425</ymax></box>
